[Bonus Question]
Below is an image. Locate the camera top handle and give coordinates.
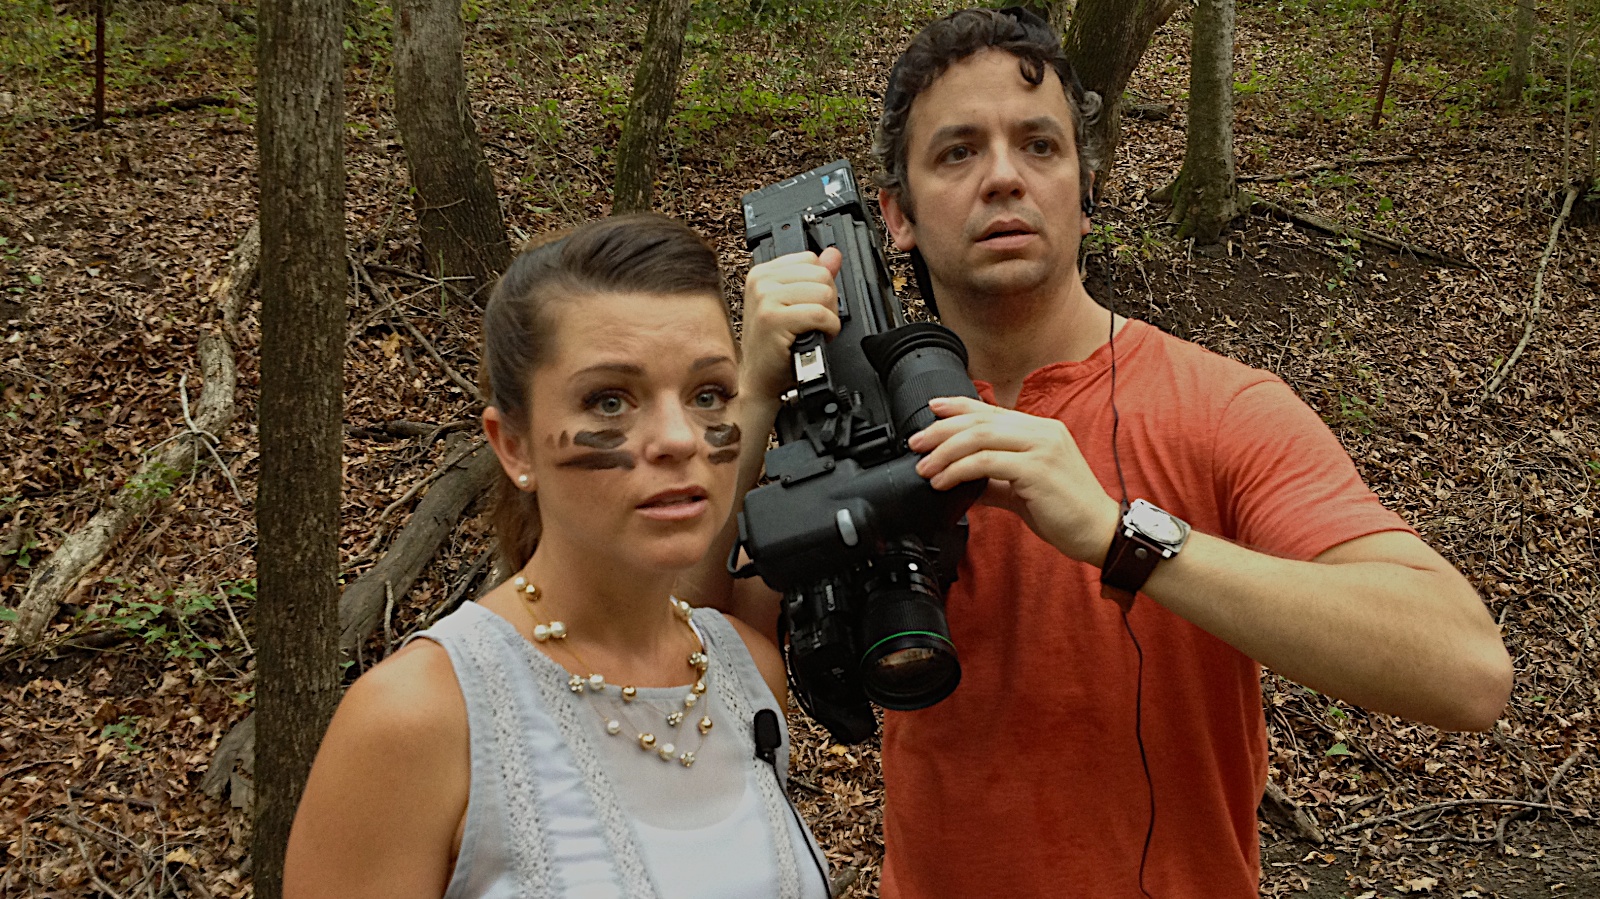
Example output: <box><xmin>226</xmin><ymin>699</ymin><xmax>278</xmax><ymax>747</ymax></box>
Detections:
<box><xmin>742</xmin><ymin>161</ymin><xmax>901</xmax><ymax>444</ymax></box>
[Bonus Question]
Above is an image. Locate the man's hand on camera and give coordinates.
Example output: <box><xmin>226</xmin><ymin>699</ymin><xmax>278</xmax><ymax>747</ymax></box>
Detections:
<box><xmin>908</xmin><ymin>395</ymin><xmax>1121</xmax><ymax>565</ymax></box>
<box><xmin>739</xmin><ymin>248</ymin><xmax>843</xmax><ymax>402</ymax></box>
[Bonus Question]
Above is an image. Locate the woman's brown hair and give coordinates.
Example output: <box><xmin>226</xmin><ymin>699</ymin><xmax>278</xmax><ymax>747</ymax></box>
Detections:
<box><xmin>481</xmin><ymin>213</ymin><xmax>728</xmax><ymax>572</ymax></box>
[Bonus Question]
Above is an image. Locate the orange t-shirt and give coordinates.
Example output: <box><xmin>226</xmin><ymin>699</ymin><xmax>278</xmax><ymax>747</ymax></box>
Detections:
<box><xmin>879</xmin><ymin>320</ymin><xmax>1413</xmax><ymax>898</ymax></box>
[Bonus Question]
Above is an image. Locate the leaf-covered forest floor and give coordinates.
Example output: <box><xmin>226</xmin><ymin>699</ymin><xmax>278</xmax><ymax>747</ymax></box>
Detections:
<box><xmin>2</xmin><ymin>1</ymin><xmax>1597</xmax><ymax>896</ymax></box>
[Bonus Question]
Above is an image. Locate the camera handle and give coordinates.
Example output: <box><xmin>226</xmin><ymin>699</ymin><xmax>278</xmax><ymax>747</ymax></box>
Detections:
<box><xmin>768</xmin><ymin>214</ymin><xmax>835</xmax><ymax>391</ymax></box>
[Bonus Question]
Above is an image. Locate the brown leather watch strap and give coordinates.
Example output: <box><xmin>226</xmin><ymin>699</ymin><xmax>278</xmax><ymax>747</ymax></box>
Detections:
<box><xmin>1100</xmin><ymin>525</ymin><xmax>1165</xmax><ymax>612</ymax></box>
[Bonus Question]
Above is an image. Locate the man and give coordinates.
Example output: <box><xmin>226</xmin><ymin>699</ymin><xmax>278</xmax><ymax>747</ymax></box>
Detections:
<box><xmin>699</xmin><ymin>8</ymin><xmax>1512</xmax><ymax>897</ymax></box>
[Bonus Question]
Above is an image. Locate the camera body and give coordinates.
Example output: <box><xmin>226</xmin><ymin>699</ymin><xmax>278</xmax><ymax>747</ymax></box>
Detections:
<box><xmin>733</xmin><ymin>160</ymin><xmax>986</xmax><ymax>744</ymax></box>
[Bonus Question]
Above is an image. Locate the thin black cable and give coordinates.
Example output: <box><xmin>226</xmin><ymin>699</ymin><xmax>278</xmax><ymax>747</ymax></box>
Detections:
<box><xmin>1108</xmin><ymin>287</ymin><xmax>1130</xmax><ymax>509</ymax></box>
<box><xmin>1107</xmin><ymin>254</ymin><xmax>1155</xmax><ymax>899</ymax></box>
<box><xmin>768</xmin><ymin>754</ymin><xmax>834</xmax><ymax>897</ymax></box>
<box><xmin>1123</xmin><ymin>609</ymin><xmax>1157</xmax><ymax>899</ymax></box>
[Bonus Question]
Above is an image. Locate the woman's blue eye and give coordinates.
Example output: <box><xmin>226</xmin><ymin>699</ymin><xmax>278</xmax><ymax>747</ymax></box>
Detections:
<box><xmin>693</xmin><ymin>387</ymin><xmax>730</xmax><ymax>410</ymax></box>
<box><xmin>593</xmin><ymin>394</ymin><xmax>627</xmax><ymax>415</ymax></box>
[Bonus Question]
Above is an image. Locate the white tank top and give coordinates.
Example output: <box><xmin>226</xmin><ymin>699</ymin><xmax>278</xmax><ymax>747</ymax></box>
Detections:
<box><xmin>410</xmin><ymin>602</ymin><xmax>829</xmax><ymax>899</ymax></box>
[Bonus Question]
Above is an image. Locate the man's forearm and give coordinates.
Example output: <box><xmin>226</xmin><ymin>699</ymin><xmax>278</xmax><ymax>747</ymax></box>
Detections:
<box><xmin>1137</xmin><ymin>530</ymin><xmax>1512</xmax><ymax>731</ymax></box>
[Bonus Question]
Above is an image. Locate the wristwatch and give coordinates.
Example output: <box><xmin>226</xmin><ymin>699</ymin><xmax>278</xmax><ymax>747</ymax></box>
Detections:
<box><xmin>1100</xmin><ymin>499</ymin><xmax>1191</xmax><ymax>611</ymax></box>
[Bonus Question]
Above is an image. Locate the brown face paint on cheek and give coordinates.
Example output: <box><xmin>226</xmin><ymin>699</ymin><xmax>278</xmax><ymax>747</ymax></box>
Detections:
<box><xmin>704</xmin><ymin>423</ymin><xmax>739</xmax><ymax>465</ymax></box>
<box><xmin>559</xmin><ymin>431</ymin><xmax>570</xmax><ymax>449</ymax></box>
<box><xmin>560</xmin><ymin>428</ymin><xmax>633</xmax><ymax>470</ymax></box>
<box><xmin>574</xmin><ymin>429</ymin><xmax>626</xmax><ymax>450</ymax></box>
<box><xmin>703</xmin><ymin>423</ymin><xmax>741</xmax><ymax>448</ymax></box>
<box><xmin>559</xmin><ymin>452</ymin><xmax>637</xmax><ymax>471</ymax></box>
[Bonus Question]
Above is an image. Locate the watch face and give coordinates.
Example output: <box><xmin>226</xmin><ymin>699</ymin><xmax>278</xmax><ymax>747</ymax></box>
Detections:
<box><xmin>1127</xmin><ymin>500</ymin><xmax>1186</xmax><ymax>545</ymax></box>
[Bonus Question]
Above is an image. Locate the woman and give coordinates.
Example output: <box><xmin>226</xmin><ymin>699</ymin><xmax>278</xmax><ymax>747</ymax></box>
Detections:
<box><xmin>284</xmin><ymin>214</ymin><xmax>829</xmax><ymax>899</ymax></box>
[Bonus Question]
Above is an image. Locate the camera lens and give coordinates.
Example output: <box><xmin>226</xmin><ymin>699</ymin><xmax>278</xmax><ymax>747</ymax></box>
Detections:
<box><xmin>858</xmin><ymin>542</ymin><xmax>961</xmax><ymax>710</ymax></box>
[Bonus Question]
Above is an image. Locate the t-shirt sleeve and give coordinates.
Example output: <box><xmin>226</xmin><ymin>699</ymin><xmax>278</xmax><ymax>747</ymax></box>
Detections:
<box><xmin>1213</xmin><ymin>379</ymin><xmax>1414</xmax><ymax>560</ymax></box>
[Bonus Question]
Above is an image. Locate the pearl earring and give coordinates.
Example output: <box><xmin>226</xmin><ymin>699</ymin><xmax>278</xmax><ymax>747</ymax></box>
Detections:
<box><xmin>517</xmin><ymin>474</ymin><xmax>531</xmax><ymax>488</ymax></box>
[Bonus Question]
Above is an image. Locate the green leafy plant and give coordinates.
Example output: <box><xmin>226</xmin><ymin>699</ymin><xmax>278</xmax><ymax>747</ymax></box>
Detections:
<box><xmin>83</xmin><ymin>578</ymin><xmax>241</xmax><ymax>662</ymax></box>
<box><xmin>100</xmin><ymin>715</ymin><xmax>147</xmax><ymax>754</ymax></box>
<box><xmin>126</xmin><ymin>461</ymin><xmax>181</xmax><ymax>502</ymax></box>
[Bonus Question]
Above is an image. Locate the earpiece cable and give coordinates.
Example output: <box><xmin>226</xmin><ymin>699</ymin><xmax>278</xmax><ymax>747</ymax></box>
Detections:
<box><xmin>1106</xmin><ymin>237</ymin><xmax>1156</xmax><ymax>899</ymax></box>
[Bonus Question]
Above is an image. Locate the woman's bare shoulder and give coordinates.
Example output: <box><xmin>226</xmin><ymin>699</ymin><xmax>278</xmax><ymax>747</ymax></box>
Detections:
<box><xmin>335</xmin><ymin>640</ymin><xmax>467</xmax><ymax>748</ymax></box>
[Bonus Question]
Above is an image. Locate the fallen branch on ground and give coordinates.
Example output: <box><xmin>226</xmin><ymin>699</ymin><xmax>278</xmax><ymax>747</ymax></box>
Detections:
<box><xmin>1479</xmin><ymin>183</ymin><xmax>1581</xmax><ymax>400</ymax></box>
<box><xmin>1329</xmin><ymin>797</ymin><xmax>1590</xmax><ymax>836</ymax></box>
<box><xmin>1494</xmin><ymin>744</ymin><xmax>1589</xmax><ymax>851</ymax></box>
<box><xmin>350</xmin><ymin>257</ymin><xmax>482</xmax><ymax>401</ymax></box>
<box><xmin>1237</xmin><ymin>154</ymin><xmax>1419</xmax><ymax>183</ymax></box>
<box><xmin>3</xmin><ymin>223</ymin><xmax>259</xmax><ymax>649</ymax></box>
<box><xmin>1244</xmin><ymin>191</ymin><xmax>1474</xmax><ymax>269</ymax></box>
<box><xmin>1261</xmin><ymin>779</ymin><xmax>1326</xmax><ymax>845</ymax></box>
<box><xmin>339</xmin><ymin>438</ymin><xmax>498</xmax><ymax>654</ymax></box>
<box><xmin>343</xmin><ymin>436</ymin><xmax>487</xmax><ymax>573</ymax></box>
<box><xmin>348</xmin><ymin>418</ymin><xmax>476</xmax><ymax>442</ymax></box>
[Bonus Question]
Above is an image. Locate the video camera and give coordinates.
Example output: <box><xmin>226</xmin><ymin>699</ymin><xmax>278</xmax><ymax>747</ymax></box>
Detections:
<box><xmin>730</xmin><ymin>160</ymin><xmax>986</xmax><ymax>744</ymax></box>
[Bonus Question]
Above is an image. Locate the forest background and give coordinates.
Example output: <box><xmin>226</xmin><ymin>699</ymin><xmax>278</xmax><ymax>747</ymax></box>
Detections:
<box><xmin>1</xmin><ymin>0</ymin><xmax>1597</xmax><ymax>896</ymax></box>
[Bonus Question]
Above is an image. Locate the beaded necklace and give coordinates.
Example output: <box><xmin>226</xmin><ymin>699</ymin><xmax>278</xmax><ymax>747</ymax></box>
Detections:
<box><xmin>513</xmin><ymin>575</ymin><xmax>713</xmax><ymax>768</ymax></box>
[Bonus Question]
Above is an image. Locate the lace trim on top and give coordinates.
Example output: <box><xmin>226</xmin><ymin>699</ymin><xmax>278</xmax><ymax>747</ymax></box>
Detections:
<box><xmin>450</xmin><ymin>614</ymin><xmax>560</xmax><ymax>899</ymax></box>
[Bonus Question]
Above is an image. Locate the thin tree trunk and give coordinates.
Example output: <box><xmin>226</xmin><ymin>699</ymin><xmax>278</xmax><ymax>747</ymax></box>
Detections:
<box><xmin>1501</xmin><ymin>0</ymin><xmax>1536</xmax><ymax>107</ymax></box>
<box><xmin>393</xmin><ymin>0</ymin><xmax>509</xmax><ymax>298</ymax></box>
<box><xmin>93</xmin><ymin>0</ymin><xmax>106</xmax><ymax>128</ymax></box>
<box><xmin>1371</xmin><ymin>0</ymin><xmax>1408</xmax><ymax>129</ymax></box>
<box><xmin>613</xmin><ymin>0</ymin><xmax>693</xmax><ymax>214</ymax></box>
<box><xmin>1170</xmin><ymin>0</ymin><xmax>1239</xmax><ymax>244</ymax></box>
<box><xmin>1060</xmin><ymin>0</ymin><xmax>1182</xmax><ymax>194</ymax></box>
<box><xmin>255</xmin><ymin>0</ymin><xmax>346</xmax><ymax>894</ymax></box>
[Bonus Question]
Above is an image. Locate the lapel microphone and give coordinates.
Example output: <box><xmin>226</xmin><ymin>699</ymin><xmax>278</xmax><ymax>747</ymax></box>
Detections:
<box><xmin>753</xmin><ymin>708</ymin><xmax>782</xmax><ymax>765</ymax></box>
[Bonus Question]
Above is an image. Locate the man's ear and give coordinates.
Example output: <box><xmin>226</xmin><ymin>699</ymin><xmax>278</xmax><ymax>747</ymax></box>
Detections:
<box><xmin>879</xmin><ymin>188</ymin><xmax>918</xmax><ymax>252</ymax></box>
<box><xmin>483</xmin><ymin>405</ymin><xmax>534</xmax><ymax>492</ymax></box>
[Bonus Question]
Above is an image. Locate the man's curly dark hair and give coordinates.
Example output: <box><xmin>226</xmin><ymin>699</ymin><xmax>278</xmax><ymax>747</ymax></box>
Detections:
<box><xmin>872</xmin><ymin>7</ymin><xmax>1103</xmax><ymax>217</ymax></box>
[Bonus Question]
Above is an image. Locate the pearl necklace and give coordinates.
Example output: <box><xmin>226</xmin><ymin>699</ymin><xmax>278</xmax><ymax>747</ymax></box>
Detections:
<box><xmin>513</xmin><ymin>575</ymin><xmax>713</xmax><ymax>767</ymax></box>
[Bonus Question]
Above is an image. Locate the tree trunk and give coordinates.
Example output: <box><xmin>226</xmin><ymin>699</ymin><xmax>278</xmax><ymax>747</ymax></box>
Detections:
<box><xmin>1501</xmin><ymin>0</ymin><xmax>1536</xmax><ymax>106</ymax></box>
<box><xmin>613</xmin><ymin>0</ymin><xmax>694</xmax><ymax>214</ymax></box>
<box><xmin>93</xmin><ymin>0</ymin><xmax>106</xmax><ymax>129</ymax></box>
<box><xmin>1170</xmin><ymin>0</ymin><xmax>1239</xmax><ymax>244</ymax></box>
<box><xmin>1060</xmin><ymin>0</ymin><xmax>1182</xmax><ymax>195</ymax></box>
<box><xmin>1047</xmin><ymin>0</ymin><xmax>1074</xmax><ymax>38</ymax></box>
<box><xmin>393</xmin><ymin>0</ymin><xmax>509</xmax><ymax>298</ymax></box>
<box><xmin>1370</xmin><ymin>0</ymin><xmax>1408</xmax><ymax>129</ymax></box>
<box><xmin>255</xmin><ymin>0</ymin><xmax>347</xmax><ymax>895</ymax></box>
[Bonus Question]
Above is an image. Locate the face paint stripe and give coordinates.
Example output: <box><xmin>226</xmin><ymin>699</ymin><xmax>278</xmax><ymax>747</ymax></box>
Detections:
<box><xmin>704</xmin><ymin>423</ymin><xmax>741</xmax><ymax>448</ymax></box>
<box><xmin>558</xmin><ymin>452</ymin><xmax>636</xmax><ymax>470</ymax></box>
<box><xmin>574</xmin><ymin>429</ymin><xmax>627</xmax><ymax>450</ymax></box>
<box><xmin>708</xmin><ymin>448</ymin><xmax>739</xmax><ymax>465</ymax></box>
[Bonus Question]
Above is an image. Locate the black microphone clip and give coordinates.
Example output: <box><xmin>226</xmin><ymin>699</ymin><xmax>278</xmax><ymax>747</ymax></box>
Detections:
<box><xmin>753</xmin><ymin>708</ymin><xmax>781</xmax><ymax>765</ymax></box>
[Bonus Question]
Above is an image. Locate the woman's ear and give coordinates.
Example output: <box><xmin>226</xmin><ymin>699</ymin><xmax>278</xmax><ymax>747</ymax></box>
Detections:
<box><xmin>483</xmin><ymin>406</ymin><xmax>535</xmax><ymax>492</ymax></box>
